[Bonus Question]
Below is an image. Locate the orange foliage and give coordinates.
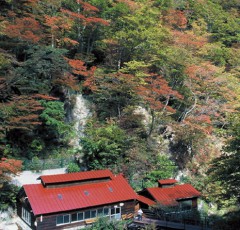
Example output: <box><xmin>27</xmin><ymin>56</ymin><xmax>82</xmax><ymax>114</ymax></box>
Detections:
<box><xmin>67</xmin><ymin>58</ymin><xmax>87</xmax><ymax>76</ymax></box>
<box><xmin>0</xmin><ymin>158</ymin><xmax>22</xmax><ymax>182</ymax></box>
<box><xmin>82</xmin><ymin>66</ymin><xmax>97</xmax><ymax>91</ymax></box>
<box><xmin>77</xmin><ymin>0</ymin><xmax>99</xmax><ymax>12</ymax></box>
<box><xmin>53</xmin><ymin>73</ymin><xmax>79</xmax><ymax>91</ymax></box>
<box><xmin>184</xmin><ymin>62</ymin><xmax>237</xmax><ymax>133</ymax></box>
<box><xmin>164</xmin><ymin>10</ymin><xmax>188</xmax><ymax>29</ymax></box>
<box><xmin>45</xmin><ymin>15</ymin><xmax>72</xmax><ymax>30</ymax></box>
<box><xmin>61</xmin><ymin>8</ymin><xmax>85</xmax><ymax>20</ymax></box>
<box><xmin>32</xmin><ymin>94</ymin><xmax>58</xmax><ymax>101</ymax></box>
<box><xmin>172</xmin><ymin>31</ymin><xmax>207</xmax><ymax>49</ymax></box>
<box><xmin>86</xmin><ymin>17</ymin><xmax>110</xmax><ymax>26</ymax></box>
<box><xmin>61</xmin><ymin>8</ymin><xmax>109</xmax><ymax>26</ymax></box>
<box><xmin>63</xmin><ymin>37</ymin><xmax>79</xmax><ymax>46</ymax></box>
<box><xmin>184</xmin><ymin>116</ymin><xmax>213</xmax><ymax>135</ymax></box>
<box><xmin>44</xmin><ymin>15</ymin><xmax>75</xmax><ymax>47</ymax></box>
<box><xmin>5</xmin><ymin>17</ymin><xmax>42</xmax><ymax>43</ymax></box>
<box><xmin>2</xmin><ymin>96</ymin><xmax>44</xmax><ymax>131</ymax></box>
<box><xmin>67</xmin><ymin>58</ymin><xmax>96</xmax><ymax>77</ymax></box>
<box><xmin>66</xmin><ymin>58</ymin><xmax>97</xmax><ymax>90</ymax></box>
<box><xmin>137</xmin><ymin>74</ymin><xmax>183</xmax><ymax>113</ymax></box>
<box><xmin>185</xmin><ymin>62</ymin><xmax>218</xmax><ymax>81</ymax></box>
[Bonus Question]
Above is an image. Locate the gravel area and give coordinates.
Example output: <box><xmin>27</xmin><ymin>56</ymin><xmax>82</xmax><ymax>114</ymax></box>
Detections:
<box><xmin>11</xmin><ymin>168</ymin><xmax>67</xmax><ymax>186</ymax></box>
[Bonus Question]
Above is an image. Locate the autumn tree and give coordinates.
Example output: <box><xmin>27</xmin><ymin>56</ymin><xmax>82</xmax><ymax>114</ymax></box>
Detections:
<box><xmin>0</xmin><ymin>95</ymin><xmax>44</xmax><ymax>157</ymax></box>
<box><xmin>60</xmin><ymin>0</ymin><xmax>109</xmax><ymax>55</ymax></box>
<box><xmin>0</xmin><ymin>157</ymin><xmax>22</xmax><ymax>210</ymax></box>
<box><xmin>0</xmin><ymin>158</ymin><xmax>22</xmax><ymax>184</ymax></box>
<box><xmin>4</xmin><ymin>16</ymin><xmax>43</xmax><ymax>44</ymax></box>
<box><xmin>182</xmin><ymin>62</ymin><xmax>238</xmax><ymax>132</ymax></box>
<box><xmin>137</xmin><ymin>73</ymin><xmax>183</xmax><ymax>136</ymax></box>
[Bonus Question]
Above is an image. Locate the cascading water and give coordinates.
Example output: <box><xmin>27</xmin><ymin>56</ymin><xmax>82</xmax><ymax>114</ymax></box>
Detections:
<box><xmin>68</xmin><ymin>94</ymin><xmax>91</xmax><ymax>148</ymax></box>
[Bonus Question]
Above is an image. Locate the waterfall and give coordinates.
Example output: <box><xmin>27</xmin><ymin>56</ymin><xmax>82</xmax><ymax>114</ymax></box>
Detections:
<box><xmin>69</xmin><ymin>94</ymin><xmax>91</xmax><ymax>147</ymax></box>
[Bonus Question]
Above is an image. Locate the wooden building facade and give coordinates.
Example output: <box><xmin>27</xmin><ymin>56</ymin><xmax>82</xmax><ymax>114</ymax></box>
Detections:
<box><xmin>16</xmin><ymin>170</ymin><xmax>138</xmax><ymax>230</ymax></box>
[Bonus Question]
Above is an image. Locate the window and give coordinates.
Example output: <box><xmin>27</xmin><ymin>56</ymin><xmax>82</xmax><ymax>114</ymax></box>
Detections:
<box><xmin>85</xmin><ymin>210</ymin><xmax>91</xmax><ymax>219</ymax></box>
<box><xmin>55</xmin><ymin>206</ymin><xmax>120</xmax><ymax>226</ymax></box>
<box><xmin>22</xmin><ymin>207</ymin><xmax>31</xmax><ymax>225</ymax></box>
<box><xmin>85</xmin><ymin>210</ymin><xmax>97</xmax><ymax>219</ymax></box>
<box><xmin>78</xmin><ymin>212</ymin><xmax>84</xmax><ymax>221</ymax></box>
<box><xmin>56</xmin><ymin>214</ymin><xmax>70</xmax><ymax>225</ymax></box>
<box><xmin>91</xmin><ymin>210</ymin><xmax>97</xmax><ymax>218</ymax></box>
<box><xmin>97</xmin><ymin>208</ymin><xmax>103</xmax><ymax>216</ymax></box>
<box><xmin>71</xmin><ymin>212</ymin><xmax>84</xmax><ymax>222</ymax></box>
<box><xmin>103</xmin><ymin>207</ymin><xmax>109</xmax><ymax>216</ymax></box>
<box><xmin>110</xmin><ymin>207</ymin><xmax>121</xmax><ymax>220</ymax></box>
<box><xmin>71</xmin><ymin>213</ymin><xmax>78</xmax><ymax>222</ymax></box>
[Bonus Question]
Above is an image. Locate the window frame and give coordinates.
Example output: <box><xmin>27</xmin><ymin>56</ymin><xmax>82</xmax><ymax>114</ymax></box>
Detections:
<box><xmin>56</xmin><ymin>214</ymin><xmax>70</xmax><ymax>226</ymax></box>
<box><xmin>71</xmin><ymin>212</ymin><xmax>84</xmax><ymax>223</ymax></box>
<box><xmin>22</xmin><ymin>207</ymin><xmax>31</xmax><ymax>225</ymax></box>
<box><xmin>110</xmin><ymin>206</ymin><xmax>121</xmax><ymax>220</ymax></box>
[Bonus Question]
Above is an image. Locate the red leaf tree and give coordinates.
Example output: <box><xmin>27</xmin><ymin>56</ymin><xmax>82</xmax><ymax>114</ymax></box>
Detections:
<box><xmin>0</xmin><ymin>158</ymin><xmax>22</xmax><ymax>184</ymax></box>
<box><xmin>5</xmin><ymin>14</ymin><xmax>43</xmax><ymax>43</ymax></box>
<box><xmin>137</xmin><ymin>73</ymin><xmax>183</xmax><ymax>136</ymax></box>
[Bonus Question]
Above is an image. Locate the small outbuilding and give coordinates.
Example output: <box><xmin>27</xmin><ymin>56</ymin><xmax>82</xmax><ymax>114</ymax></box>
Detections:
<box><xmin>16</xmin><ymin>169</ymin><xmax>138</xmax><ymax>230</ymax></box>
<box><xmin>138</xmin><ymin>179</ymin><xmax>201</xmax><ymax>210</ymax></box>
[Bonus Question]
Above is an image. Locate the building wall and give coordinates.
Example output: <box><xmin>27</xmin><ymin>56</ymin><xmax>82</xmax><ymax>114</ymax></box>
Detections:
<box><xmin>16</xmin><ymin>189</ymin><xmax>36</xmax><ymax>230</ymax></box>
<box><xmin>35</xmin><ymin>200</ymin><xmax>136</xmax><ymax>230</ymax></box>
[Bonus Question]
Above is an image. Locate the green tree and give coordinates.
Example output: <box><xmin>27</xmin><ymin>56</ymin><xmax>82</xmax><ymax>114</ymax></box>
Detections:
<box><xmin>208</xmin><ymin>114</ymin><xmax>240</xmax><ymax>205</ymax></box>
<box><xmin>15</xmin><ymin>46</ymin><xmax>69</xmax><ymax>94</ymax></box>
<box><xmin>145</xmin><ymin>155</ymin><xmax>177</xmax><ymax>187</ymax></box>
<box><xmin>81</xmin><ymin>120</ymin><xmax>128</xmax><ymax>170</ymax></box>
<box><xmin>102</xmin><ymin>1</ymin><xmax>169</xmax><ymax>69</ymax></box>
<box><xmin>39</xmin><ymin>100</ymin><xmax>73</xmax><ymax>143</ymax></box>
<box><xmin>67</xmin><ymin>162</ymin><xmax>80</xmax><ymax>173</ymax></box>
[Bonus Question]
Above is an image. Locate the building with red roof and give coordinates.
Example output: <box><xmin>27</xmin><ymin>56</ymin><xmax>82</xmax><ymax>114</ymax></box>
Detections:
<box><xmin>17</xmin><ymin>169</ymin><xmax>138</xmax><ymax>230</ymax></box>
<box><xmin>138</xmin><ymin>179</ymin><xmax>201</xmax><ymax>210</ymax></box>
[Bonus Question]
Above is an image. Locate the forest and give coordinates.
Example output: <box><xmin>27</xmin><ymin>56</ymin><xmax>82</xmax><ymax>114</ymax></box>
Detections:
<box><xmin>0</xmin><ymin>0</ymin><xmax>239</xmax><ymax>228</ymax></box>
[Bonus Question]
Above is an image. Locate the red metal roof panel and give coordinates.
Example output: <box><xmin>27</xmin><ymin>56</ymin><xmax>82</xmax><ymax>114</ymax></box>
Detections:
<box><xmin>40</xmin><ymin>169</ymin><xmax>114</xmax><ymax>185</ymax></box>
<box><xmin>147</xmin><ymin>184</ymin><xmax>201</xmax><ymax>206</ymax></box>
<box><xmin>158</xmin><ymin>179</ymin><xmax>178</xmax><ymax>185</ymax></box>
<box><xmin>24</xmin><ymin>174</ymin><xmax>137</xmax><ymax>215</ymax></box>
<box><xmin>137</xmin><ymin>195</ymin><xmax>156</xmax><ymax>206</ymax></box>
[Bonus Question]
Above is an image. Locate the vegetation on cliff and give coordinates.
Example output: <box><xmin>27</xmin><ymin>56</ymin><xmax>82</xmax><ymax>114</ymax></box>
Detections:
<box><xmin>0</xmin><ymin>0</ymin><xmax>239</xmax><ymax>225</ymax></box>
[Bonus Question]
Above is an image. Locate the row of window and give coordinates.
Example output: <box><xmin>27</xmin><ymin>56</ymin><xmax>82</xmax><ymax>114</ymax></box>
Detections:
<box><xmin>56</xmin><ymin>206</ymin><xmax>121</xmax><ymax>226</ymax></box>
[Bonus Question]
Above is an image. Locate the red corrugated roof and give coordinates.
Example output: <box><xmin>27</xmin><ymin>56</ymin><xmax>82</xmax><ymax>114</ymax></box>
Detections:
<box><xmin>137</xmin><ymin>195</ymin><xmax>156</xmax><ymax>206</ymax></box>
<box><xmin>40</xmin><ymin>169</ymin><xmax>114</xmax><ymax>185</ymax></box>
<box><xmin>24</xmin><ymin>174</ymin><xmax>137</xmax><ymax>215</ymax></box>
<box><xmin>147</xmin><ymin>184</ymin><xmax>201</xmax><ymax>206</ymax></box>
<box><xmin>158</xmin><ymin>179</ymin><xmax>178</xmax><ymax>185</ymax></box>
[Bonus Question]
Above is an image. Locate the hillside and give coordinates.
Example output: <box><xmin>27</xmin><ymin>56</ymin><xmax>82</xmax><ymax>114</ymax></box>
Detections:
<box><xmin>0</xmin><ymin>0</ymin><xmax>239</xmax><ymax>227</ymax></box>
